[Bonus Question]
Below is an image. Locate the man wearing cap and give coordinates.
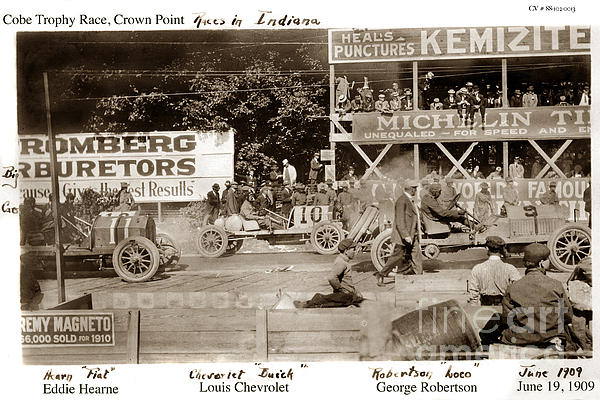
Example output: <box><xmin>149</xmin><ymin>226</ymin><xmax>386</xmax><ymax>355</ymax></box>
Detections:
<box><xmin>500</xmin><ymin>243</ymin><xmax>573</xmax><ymax>349</ymax></box>
<box><xmin>389</xmin><ymin>92</ymin><xmax>401</xmax><ymax>111</ymax></box>
<box><xmin>500</xmin><ymin>176</ymin><xmax>520</xmax><ymax>216</ymax></box>
<box><xmin>204</xmin><ymin>183</ymin><xmax>221</xmax><ymax>225</ymax></box>
<box><xmin>115</xmin><ymin>182</ymin><xmax>135</xmax><ymax>212</ymax></box>
<box><xmin>468</xmin><ymin>236</ymin><xmax>520</xmax><ymax>306</ymax></box>
<box><xmin>308</xmin><ymin>152</ymin><xmax>322</xmax><ymax>185</ymax></box>
<box><xmin>376</xmin><ymin>179</ymin><xmax>422</xmax><ymax>286</ymax></box>
<box><xmin>291</xmin><ymin>183</ymin><xmax>307</xmax><ymax>206</ymax></box>
<box><xmin>313</xmin><ymin>184</ymin><xmax>329</xmax><ymax>206</ymax></box>
<box><xmin>375</xmin><ymin>93</ymin><xmax>391</xmax><ymax>113</ymax></box>
<box><xmin>522</xmin><ymin>85</ymin><xmax>538</xmax><ymax>107</ymax></box>
<box><xmin>294</xmin><ymin>239</ymin><xmax>362</xmax><ymax>308</ymax></box>
<box><xmin>325</xmin><ymin>179</ymin><xmax>337</xmax><ymax>206</ymax></box>
<box><xmin>279</xmin><ymin>184</ymin><xmax>293</xmax><ymax>218</ymax></box>
<box><xmin>282</xmin><ymin>159</ymin><xmax>297</xmax><ymax>186</ymax></box>
<box><xmin>420</xmin><ymin>183</ymin><xmax>470</xmax><ymax>228</ymax></box>
<box><xmin>508</xmin><ymin>157</ymin><xmax>524</xmax><ymax>179</ymax></box>
<box><xmin>430</xmin><ymin>98</ymin><xmax>443</xmax><ymax>110</ymax></box>
<box><xmin>438</xmin><ymin>178</ymin><xmax>457</xmax><ymax>210</ymax></box>
<box><xmin>350</xmin><ymin>94</ymin><xmax>363</xmax><ymax>112</ymax></box>
<box><xmin>336</xmin><ymin>94</ymin><xmax>351</xmax><ymax>115</ymax></box>
<box><xmin>540</xmin><ymin>181</ymin><xmax>559</xmax><ymax>205</ymax></box>
<box><xmin>468</xmin><ymin>85</ymin><xmax>486</xmax><ymax>127</ymax></box>
<box><xmin>487</xmin><ymin>166</ymin><xmax>503</xmax><ymax>180</ymax></box>
<box><xmin>443</xmin><ymin>89</ymin><xmax>457</xmax><ymax>109</ymax></box>
<box><xmin>221</xmin><ymin>180</ymin><xmax>231</xmax><ymax>209</ymax></box>
<box><xmin>401</xmin><ymin>89</ymin><xmax>413</xmax><ymax>110</ymax></box>
<box><xmin>341</xmin><ymin>166</ymin><xmax>357</xmax><ymax>184</ymax></box>
<box><xmin>474</xmin><ymin>182</ymin><xmax>494</xmax><ymax>223</ymax></box>
<box><xmin>224</xmin><ymin>182</ymin><xmax>240</xmax><ymax>216</ymax></box>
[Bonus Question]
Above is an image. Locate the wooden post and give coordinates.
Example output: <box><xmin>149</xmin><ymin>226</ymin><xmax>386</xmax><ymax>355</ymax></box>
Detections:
<box><xmin>503</xmin><ymin>142</ymin><xmax>509</xmax><ymax>178</ymax></box>
<box><xmin>255</xmin><ymin>309</ymin><xmax>268</xmax><ymax>361</ymax></box>
<box><xmin>43</xmin><ymin>72</ymin><xmax>66</xmax><ymax>304</ymax></box>
<box><xmin>412</xmin><ymin>62</ymin><xmax>419</xmax><ymax>110</ymax></box>
<box><xmin>413</xmin><ymin>144</ymin><xmax>420</xmax><ymax>179</ymax></box>
<box><xmin>501</xmin><ymin>59</ymin><xmax>508</xmax><ymax>107</ymax></box>
<box><xmin>126</xmin><ymin>310</ymin><xmax>141</xmax><ymax>364</ymax></box>
<box><xmin>330</xmin><ymin>65</ymin><xmax>337</xmax><ymax>180</ymax></box>
<box><xmin>157</xmin><ymin>202</ymin><xmax>162</xmax><ymax>223</ymax></box>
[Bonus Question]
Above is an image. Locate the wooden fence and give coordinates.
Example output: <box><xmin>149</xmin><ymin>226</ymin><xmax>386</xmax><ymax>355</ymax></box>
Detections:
<box><xmin>22</xmin><ymin>308</ymin><xmax>365</xmax><ymax>364</ymax></box>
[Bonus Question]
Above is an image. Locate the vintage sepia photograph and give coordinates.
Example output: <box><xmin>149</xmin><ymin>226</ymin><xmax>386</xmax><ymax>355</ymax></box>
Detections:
<box><xmin>17</xmin><ymin>25</ymin><xmax>592</xmax><ymax>367</ymax></box>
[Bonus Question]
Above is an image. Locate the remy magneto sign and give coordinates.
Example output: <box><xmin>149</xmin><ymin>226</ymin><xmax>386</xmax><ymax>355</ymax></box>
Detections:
<box><xmin>21</xmin><ymin>311</ymin><xmax>115</xmax><ymax>347</ymax></box>
<box><xmin>329</xmin><ymin>26</ymin><xmax>590</xmax><ymax>63</ymax></box>
<box><xmin>18</xmin><ymin>130</ymin><xmax>234</xmax><ymax>203</ymax></box>
<box><xmin>350</xmin><ymin>106</ymin><xmax>590</xmax><ymax>143</ymax></box>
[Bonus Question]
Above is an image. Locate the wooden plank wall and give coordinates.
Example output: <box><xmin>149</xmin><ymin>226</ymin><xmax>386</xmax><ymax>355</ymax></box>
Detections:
<box><xmin>22</xmin><ymin>308</ymin><xmax>364</xmax><ymax>364</ymax></box>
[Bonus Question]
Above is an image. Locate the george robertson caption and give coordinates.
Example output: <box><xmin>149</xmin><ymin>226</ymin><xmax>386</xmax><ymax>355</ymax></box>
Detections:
<box><xmin>2</xmin><ymin>13</ymin><xmax>185</xmax><ymax>27</ymax></box>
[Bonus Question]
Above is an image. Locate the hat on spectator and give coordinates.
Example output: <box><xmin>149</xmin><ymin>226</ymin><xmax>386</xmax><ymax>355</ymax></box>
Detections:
<box><xmin>480</xmin><ymin>182</ymin><xmax>489</xmax><ymax>189</ymax></box>
<box><xmin>405</xmin><ymin>88</ymin><xmax>412</xmax><ymax>95</ymax></box>
<box><xmin>527</xmin><ymin>85</ymin><xmax>534</xmax><ymax>91</ymax></box>
<box><xmin>326</xmin><ymin>179</ymin><xmax>333</xmax><ymax>185</ymax></box>
<box><xmin>433</xmin><ymin>98</ymin><xmax>440</xmax><ymax>102</ymax></box>
<box><xmin>314</xmin><ymin>152</ymin><xmax>320</xmax><ymax>157</ymax></box>
<box><xmin>485</xmin><ymin>236</ymin><xmax>505</xmax><ymax>251</ymax></box>
<box><xmin>338</xmin><ymin>94</ymin><xmax>347</xmax><ymax>102</ymax></box>
<box><xmin>466</xmin><ymin>82</ymin><xmax>473</xmax><ymax>87</ymax></box>
<box><xmin>403</xmin><ymin>179</ymin><xmax>419</xmax><ymax>188</ymax></box>
<box><xmin>282</xmin><ymin>159</ymin><xmax>289</xmax><ymax>165</ymax></box>
<box><xmin>473</xmin><ymin>85</ymin><xmax>479</xmax><ymax>91</ymax></box>
<box><xmin>523</xmin><ymin>243</ymin><xmax>550</xmax><ymax>265</ymax></box>
<box><xmin>120</xmin><ymin>182</ymin><xmax>129</xmax><ymax>188</ymax></box>
<box><xmin>448</xmin><ymin>89</ymin><xmax>455</xmax><ymax>94</ymax></box>
<box><xmin>378</xmin><ymin>93</ymin><xmax>385</xmax><ymax>98</ymax></box>
<box><xmin>514</xmin><ymin>89</ymin><xmax>521</xmax><ymax>94</ymax></box>
<box><xmin>212</xmin><ymin>183</ymin><xmax>220</xmax><ymax>189</ymax></box>
<box><xmin>549</xmin><ymin>181</ymin><xmax>557</xmax><ymax>187</ymax></box>
<box><xmin>338</xmin><ymin>238</ymin><xmax>357</xmax><ymax>252</ymax></box>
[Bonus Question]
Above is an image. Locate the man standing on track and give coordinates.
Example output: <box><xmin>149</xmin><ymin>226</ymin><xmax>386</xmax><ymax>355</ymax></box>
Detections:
<box><xmin>375</xmin><ymin>179</ymin><xmax>422</xmax><ymax>286</ymax></box>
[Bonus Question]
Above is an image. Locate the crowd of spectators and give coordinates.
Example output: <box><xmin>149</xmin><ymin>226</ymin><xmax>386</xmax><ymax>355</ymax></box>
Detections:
<box><xmin>335</xmin><ymin>75</ymin><xmax>591</xmax><ymax>115</ymax></box>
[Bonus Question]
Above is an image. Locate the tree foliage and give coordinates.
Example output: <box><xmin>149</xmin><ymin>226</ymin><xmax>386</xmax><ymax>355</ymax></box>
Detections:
<box><xmin>65</xmin><ymin>45</ymin><xmax>330</xmax><ymax>181</ymax></box>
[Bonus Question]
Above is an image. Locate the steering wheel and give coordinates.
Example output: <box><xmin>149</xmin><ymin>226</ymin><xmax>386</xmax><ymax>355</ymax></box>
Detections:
<box><xmin>447</xmin><ymin>193</ymin><xmax>461</xmax><ymax>210</ymax></box>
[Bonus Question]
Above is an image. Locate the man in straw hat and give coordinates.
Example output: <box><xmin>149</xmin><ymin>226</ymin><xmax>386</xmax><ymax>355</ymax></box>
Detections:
<box><xmin>376</xmin><ymin>179</ymin><xmax>422</xmax><ymax>286</ymax></box>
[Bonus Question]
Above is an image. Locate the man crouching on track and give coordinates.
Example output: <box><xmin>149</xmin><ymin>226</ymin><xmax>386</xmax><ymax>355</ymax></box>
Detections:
<box><xmin>376</xmin><ymin>179</ymin><xmax>422</xmax><ymax>287</ymax></box>
<box><xmin>293</xmin><ymin>239</ymin><xmax>363</xmax><ymax>308</ymax></box>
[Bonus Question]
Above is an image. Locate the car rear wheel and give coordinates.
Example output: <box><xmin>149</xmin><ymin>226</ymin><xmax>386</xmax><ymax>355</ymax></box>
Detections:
<box><xmin>548</xmin><ymin>223</ymin><xmax>591</xmax><ymax>272</ymax></box>
<box><xmin>112</xmin><ymin>236</ymin><xmax>160</xmax><ymax>282</ymax></box>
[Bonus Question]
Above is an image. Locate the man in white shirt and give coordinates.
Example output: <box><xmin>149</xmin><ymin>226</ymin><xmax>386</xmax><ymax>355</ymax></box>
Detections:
<box><xmin>282</xmin><ymin>159</ymin><xmax>297</xmax><ymax>186</ymax></box>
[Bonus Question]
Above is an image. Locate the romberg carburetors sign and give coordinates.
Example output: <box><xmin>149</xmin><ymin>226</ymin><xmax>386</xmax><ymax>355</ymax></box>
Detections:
<box><xmin>328</xmin><ymin>26</ymin><xmax>590</xmax><ymax>63</ymax></box>
<box><xmin>18</xmin><ymin>130</ymin><xmax>234</xmax><ymax>203</ymax></box>
<box><xmin>21</xmin><ymin>312</ymin><xmax>114</xmax><ymax>347</ymax></box>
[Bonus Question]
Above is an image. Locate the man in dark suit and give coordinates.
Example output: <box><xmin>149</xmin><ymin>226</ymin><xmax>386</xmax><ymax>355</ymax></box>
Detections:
<box><xmin>308</xmin><ymin>152</ymin><xmax>322</xmax><ymax>185</ymax></box>
<box><xmin>376</xmin><ymin>179</ymin><xmax>422</xmax><ymax>286</ymax></box>
<box><xmin>204</xmin><ymin>183</ymin><xmax>220</xmax><ymax>225</ymax></box>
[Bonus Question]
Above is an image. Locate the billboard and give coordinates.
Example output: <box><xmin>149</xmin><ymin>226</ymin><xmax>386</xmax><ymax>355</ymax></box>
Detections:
<box><xmin>329</xmin><ymin>26</ymin><xmax>591</xmax><ymax>63</ymax></box>
<box><xmin>18</xmin><ymin>130</ymin><xmax>234</xmax><ymax>203</ymax></box>
<box><xmin>347</xmin><ymin>106</ymin><xmax>590</xmax><ymax>143</ymax></box>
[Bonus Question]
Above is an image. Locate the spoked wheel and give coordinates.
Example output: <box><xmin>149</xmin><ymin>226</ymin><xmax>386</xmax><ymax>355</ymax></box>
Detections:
<box><xmin>548</xmin><ymin>223</ymin><xmax>591</xmax><ymax>272</ymax></box>
<box><xmin>196</xmin><ymin>225</ymin><xmax>228</xmax><ymax>258</ymax></box>
<box><xmin>311</xmin><ymin>221</ymin><xmax>344</xmax><ymax>255</ymax></box>
<box><xmin>155</xmin><ymin>233</ymin><xmax>181</xmax><ymax>266</ymax></box>
<box><xmin>370</xmin><ymin>229</ymin><xmax>394</xmax><ymax>272</ymax></box>
<box><xmin>112</xmin><ymin>236</ymin><xmax>160</xmax><ymax>282</ymax></box>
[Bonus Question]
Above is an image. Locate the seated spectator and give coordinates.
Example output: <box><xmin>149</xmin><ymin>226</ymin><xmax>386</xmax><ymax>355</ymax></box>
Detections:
<box><xmin>443</xmin><ymin>89</ymin><xmax>457</xmax><ymax>109</ymax></box>
<box><xmin>556</xmin><ymin>95</ymin><xmax>570</xmax><ymax>106</ymax></box>
<box><xmin>401</xmin><ymin>89</ymin><xmax>414</xmax><ymax>110</ymax></box>
<box><xmin>539</xmin><ymin>88</ymin><xmax>553</xmax><ymax>106</ymax></box>
<box><xmin>350</xmin><ymin>94</ymin><xmax>362</xmax><ymax>112</ymax></box>
<box><xmin>494</xmin><ymin>89</ymin><xmax>503</xmax><ymax>108</ymax></box>
<box><xmin>578</xmin><ymin>85</ymin><xmax>590</xmax><ymax>105</ymax></box>
<box><xmin>389</xmin><ymin>92</ymin><xmax>401</xmax><ymax>111</ymax></box>
<box><xmin>430</xmin><ymin>97</ymin><xmax>443</xmax><ymax>110</ymax></box>
<box><xmin>375</xmin><ymin>93</ymin><xmax>391</xmax><ymax>113</ymax></box>
<box><xmin>487</xmin><ymin>166</ymin><xmax>503</xmax><ymax>179</ymax></box>
<box><xmin>509</xmin><ymin>89</ymin><xmax>523</xmax><ymax>107</ymax></box>
<box><xmin>522</xmin><ymin>85</ymin><xmax>538</xmax><ymax>107</ymax></box>
<box><xmin>361</xmin><ymin>91</ymin><xmax>375</xmax><ymax>111</ymax></box>
<box><xmin>336</xmin><ymin>94</ymin><xmax>351</xmax><ymax>115</ymax></box>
